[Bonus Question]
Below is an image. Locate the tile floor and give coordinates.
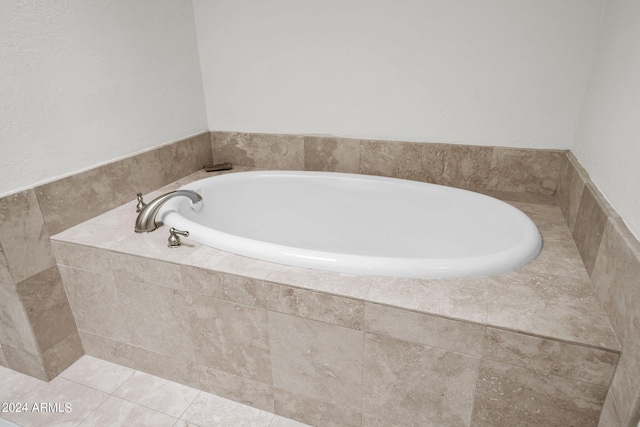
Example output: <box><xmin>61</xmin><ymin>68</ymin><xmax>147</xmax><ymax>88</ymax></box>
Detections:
<box><xmin>0</xmin><ymin>356</ymin><xmax>309</xmax><ymax>427</ymax></box>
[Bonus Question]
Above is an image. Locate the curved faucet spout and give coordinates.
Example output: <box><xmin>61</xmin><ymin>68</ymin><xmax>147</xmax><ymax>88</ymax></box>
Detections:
<box><xmin>134</xmin><ymin>190</ymin><xmax>202</xmax><ymax>233</ymax></box>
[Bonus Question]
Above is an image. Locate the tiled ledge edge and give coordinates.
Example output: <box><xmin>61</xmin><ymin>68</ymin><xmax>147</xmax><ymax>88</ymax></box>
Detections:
<box><xmin>556</xmin><ymin>152</ymin><xmax>640</xmax><ymax>427</ymax></box>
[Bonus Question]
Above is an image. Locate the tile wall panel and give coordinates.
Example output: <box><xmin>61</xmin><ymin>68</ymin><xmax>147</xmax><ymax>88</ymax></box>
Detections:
<box><xmin>472</xmin><ymin>359</ymin><xmax>607</xmax><ymax>427</ymax></box>
<box><xmin>15</xmin><ymin>266</ymin><xmax>77</xmax><ymax>355</ymax></box>
<box><xmin>0</xmin><ymin>188</ymin><xmax>56</xmax><ymax>283</ymax></box>
<box><xmin>555</xmin><ymin>153</ymin><xmax>589</xmax><ymax>232</ymax></box>
<box><xmin>268</xmin><ymin>311</ymin><xmax>364</xmax><ymax>411</ymax></box>
<box><xmin>572</xmin><ymin>184</ymin><xmax>617</xmax><ymax>276</ymax></box>
<box><xmin>556</xmin><ymin>152</ymin><xmax>640</xmax><ymax>427</ymax></box>
<box><xmin>363</xmin><ymin>333</ymin><xmax>480</xmax><ymax>426</ymax></box>
<box><xmin>212</xmin><ymin>131</ymin><xmax>566</xmax><ymax>195</ymax></box>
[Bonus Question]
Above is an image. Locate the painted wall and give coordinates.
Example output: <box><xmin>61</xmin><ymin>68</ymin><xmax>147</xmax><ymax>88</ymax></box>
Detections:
<box><xmin>572</xmin><ymin>0</ymin><xmax>640</xmax><ymax>239</ymax></box>
<box><xmin>0</xmin><ymin>0</ymin><xmax>208</xmax><ymax>197</ymax></box>
<box><xmin>193</xmin><ymin>0</ymin><xmax>604</xmax><ymax>148</ymax></box>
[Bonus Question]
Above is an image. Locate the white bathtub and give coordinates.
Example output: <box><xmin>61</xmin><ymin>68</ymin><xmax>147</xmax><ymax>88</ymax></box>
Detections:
<box><xmin>159</xmin><ymin>171</ymin><xmax>541</xmax><ymax>279</ymax></box>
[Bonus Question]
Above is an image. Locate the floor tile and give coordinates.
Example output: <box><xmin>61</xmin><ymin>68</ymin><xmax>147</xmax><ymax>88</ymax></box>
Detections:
<box><xmin>2</xmin><ymin>376</ymin><xmax>108</xmax><ymax>427</ymax></box>
<box><xmin>59</xmin><ymin>355</ymin><xmax>135</xmax><ymax>393</ymax></box>
<box><xmin>113</xmin><ymin>371</ymin><xmax>199</xmax><ymax>417</ymax></box>
<box><xmin>269</xmin><ymin>415</ymin><xmax>312</xmax><ymax>427</ymax></box>
<box><xmin>0</xmin><ymin>365</ymin><xmax>45</xmax><ymax>403</ymax></box>
<box><xmin>181</xmin><ymin>392</ymin><xmax>275</xmax><ymax>427</ymax></box>
<box><xmin>79</xmin><ymin>395</ymin><xmax>176</xmax><ymax>426</ymax></box>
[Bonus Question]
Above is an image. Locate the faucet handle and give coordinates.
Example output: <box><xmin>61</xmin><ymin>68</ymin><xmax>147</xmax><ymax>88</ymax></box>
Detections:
<box><xmin>168</xmin><ymin>228</ymin><xmax>189</xmax><ymax>248</ymax></box>
<box><xmin>136</xmin><ymin>193</ymin><xmax>147</xmax><ymax>213</ymax></box>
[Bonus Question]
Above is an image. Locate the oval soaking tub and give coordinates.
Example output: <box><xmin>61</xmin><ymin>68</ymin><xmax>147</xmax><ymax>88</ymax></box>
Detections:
<box><xmin>158</xmin><ymin>171</ymin><xmax>542</xmax><ymax>279</ymax></box>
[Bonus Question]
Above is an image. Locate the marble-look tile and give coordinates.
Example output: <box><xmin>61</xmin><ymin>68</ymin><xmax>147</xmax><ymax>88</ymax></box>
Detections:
<box><xmin>41</xmin><ymin>331</ymin><xmax>84</xmax><ymax>380</ymax></box>
<box><xmin>471</xmin><ymin>359</ymin><xmax>607</xmax><ymax>427</ymax></box>
<box><xmin>423</xmin><ymin>143</ymin><xmax>493</xmax><ymax>189</ymax></box>
<box><xmin>183</xmin><ymin>266</ymin><xmax>364</xmax><ymax>329</ymax></box>
<box><xmin>113</xmin><ymin>371</ymin><xmax>199</xmax><ymax>417</ymax></box>
<box><xmin>0</xmin><ymin>344</ymin><xmax>7</xmax><ymax>367</ymax></box>
<box><xmin>507</xmin><ymin>201</ymin><xmax>568</xmax><ymax>234</ymax></box>
<box><xmin>270</xmin><ymin>415</ymin><xmax>312</xmax><ymax>427</ymax></box>
<box><xmin>359</xmin><ymin>139</ymin><xmax>427</xmax><ymax>182</ymax></box>
<box><xmin>50</xmin><ymin>199</ymin><xmax>135</xmax><ymax>249</ymax></box>
<box><xmin>266</xmin><ymin>265</ymin><xmax>372</xmax><ymax>300</ymax></box>
<box><xmin>260</xmin><ymin>282</ymin><xmax>364</xmax><ymax>330</ymax></box>
<box><xmin>268</xmin><ymin>311</ymin><xmax>363</xmax><ymax>411</ymax></box>
<box><xmin>483</xmin><ymin>328</ymin><xmax>617</xmax><ymax>386</ymax></box>
<box><xmin>60</xmin><ymin>355</ymin><xmax>135</xmax><ymax>394</ymax></box>
<box><xmin>598</xmin><ymin>390</ymin><xmax>622</xmax><ymax>427</ymax></box>
<box><xmin>479</xmin><ymin>189</ymin><xmax>557</xmax><ymax>205</ymax></box>
<box><xmin>364</xmin><ymin>303</ymin><xmax>485</xmax><ymax>356</ymax></box>
<box><xmin>78</xmin><ymin>331</ymin><xmax>194</xmax><ymax>392</ymax></box>
<box><xmin>110</xmin><ymin>251</ymin><xmax>184</xmax><ymax>291</ymax></box>
<box><xmin>273</xmin><ymin>388</ymin><xmax>362</xmax><ymax>427</ymax></box>
<box><xmin>519</xmin><ymin>237</ymin><xmax>589</xmax><ymax>281</ymax></box>
<box><xmin>487</xmin><ymin>148</ymin><xmax>565</xmax><ymax>195</ymax></box>
<box><xmin>363</xmin><ymin>333</ymin><xmax>479</xmax><ymax>427</ymax></box>
<box><xmin>591</xmin><ymin>217</ymin><xmax>640</xmax><ymax>344</ymax></box>
<box><xmin>1</xmin><ymin>344</ymin><xmax>46</xmax><ymax>381</ymax></box>
<box><xmin>188</xmin><ymin>363</ymin><xmax>274</xmax><ymax>412</ymax></box>
<box><xmin>185</xmin><ymin>293</ymin><xmax>271</xmax><ymax>383</ymax></box>
<box><xmin>0</xmin><ymin>282</ymin><xmax>40</xmax><ymax>355</ymax></box>
<box><xmin>572</xmin><ymin>183</ymin><xmax>617</xmax><ymax>276</ymax></box>
<box><xmin>597</xmin><ymin>223</ymin><xmax>640</xmax><ymax>427</ymax></box>
<box><xmin>610</xmin><ymin>329</ymin><xmax>640</xmax><ymax>426</ymax></box>
<box><xmin>303</xmin><ymin>136</ymin><xmax>360</xmax><ymax>173</ymax></box>
<box><xmin>58</xmin><ymin>266</ymin><xmax>121</xmax><ymax>339</ymax></box>
<box><xmin>486</xmin><ymin>270</ymin><xmax>619</xmax><ymax>351</ymax></box>
<box><xmin>80</xmin><ymin>395</ymin><xmax>177</xmax><ymax>427</ymax></box>
<box><xmin>105</xmin><ymin>224</ymin><xmax>201</xmax><ymax>266</ymax></box>
<box><xmin>181</xmin><ymin>266</ymin><xmax>265</xmax><ymax>305</ymax></box>
<box><xmin>16</xmin><ymin>266</ymin><xmax>77</xmax><ymax>354</ymax></box>
<box><xmin>0</xmin><ymin>189</ymin><xmax>56</xmax><ymax>284</ymax></box>
<box><xmin>211</xmin><ymin>131</ymin><xmax>252</xmax><ymax>166</ymax></box>
<box><xmin>35</xmin><ymin>165</ymin><xmax>120</xmax><ymax>236</ymax></box>
<box><xmin>79</xmin><ymin>313</ymin><xmax>275</xmax><ymax>413</ymax></box>
<box><xmin>211</xmin><ymin>131</ymin><xmax>304</xmax><ymax>170</ymax></box>
<box><xmin>248</xmin><ymin>132</ymin><xmax>304</xmax><ymax>170</ymax></box>
<box><xmin>2</xmin><ymin>376</ymin><xmax>108</xmax><ymax>427</ymax></box>
<box><xmin>362</xmin><ymin>413</ymin><xmax>406</xmax><ymax>427</ymax></box>
<box><xmin>52</xmin><ymin>242</ymin><xmax>112</xmax><ymax>275</ymax></box>
<box><xmin>159</xmin><ymin>133</ymin><xmax>213</xmax><ymax>185</ymax></box>
<box><xmin>182</xmin><ymin>247</ymin><xmax>277</xmax><ymax>281</ymax></box>
<box><xmin>366</xmin><ymin>277</ymin><xmax>488</xmax><ymax>324</ymax></box>
<box><xmin>555</xmin><ymin>153</ymin><xmax>588</xmax><ymax>232</ymax></box>
<box><xmin>0</xmin><ymin>243</ymin><xmax>12</xmax><ymax>285</ymax></box>
<box><xmin>0</xmin><ymin>364</ymin><xmax>45</xmax><ymax>402</ymax></box>
<box><xmin>112</xmin><ymin>278</ymin><xmax>193</xmax><ymax>361</ymax></box>
<box><xmin>181</xmin><ymin>392</ymin><xmax>275</xmax><ymax>427</ymax></box>
<box><xmin>103</xmin><ymin>148</ymin><xmax>167</xmax><ymax>206</ymax></box>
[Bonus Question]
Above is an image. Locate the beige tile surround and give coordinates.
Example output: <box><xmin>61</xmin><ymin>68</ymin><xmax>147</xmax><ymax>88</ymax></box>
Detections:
<box><xmin>556</xmin><ymin>153</ymin><xmax>640</xmax><ymax>427</ymax></box>
<box><xmin>2</xmin><ymin>131</ymin><xmax>638</xmax><ymax>426</ymax></box>
<box><xmin>0</xmin><ymin>132</ymin><xmax>212</xmax><ymax>380</ymax></box>
<box><xmin>50</xmin><ymin>134</ymin><xmax>621</xmax><ymax>426</ymax></box>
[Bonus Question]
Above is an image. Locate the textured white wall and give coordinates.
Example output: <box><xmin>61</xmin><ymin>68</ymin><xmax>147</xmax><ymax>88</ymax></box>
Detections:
<box><xmin>193</xmin><ymin>0</ymin><xmax>604</xmax><ymax>148</ymax></box>
<box><xmin>572</xmin><ymin>0</ymin><xmax>640</xmax><ymax>239</ymax></box>
<box><xmin>0</xmin><ymin>0</ymin><xmax>207</xmax><ymax>197</ymax></box>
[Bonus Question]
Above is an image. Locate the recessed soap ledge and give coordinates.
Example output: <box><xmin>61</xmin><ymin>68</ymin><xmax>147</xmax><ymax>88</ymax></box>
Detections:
<box><xmin>51</xmin><ymin>167</ymin><xmax>620</xmax><ymax>426</ymax></box>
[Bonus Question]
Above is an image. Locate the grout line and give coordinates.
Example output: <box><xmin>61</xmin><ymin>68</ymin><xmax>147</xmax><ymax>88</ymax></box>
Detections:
<box><xmin>175</xmin><ymin>390</ymin><xmax>201</xmax><ymax>422</ymax></box>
